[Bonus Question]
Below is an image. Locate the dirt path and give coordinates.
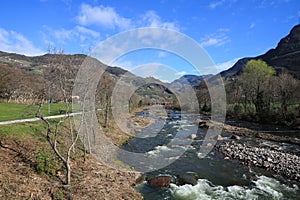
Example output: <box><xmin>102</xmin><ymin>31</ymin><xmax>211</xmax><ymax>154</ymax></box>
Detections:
<box><xmin>0</xmin><ymin>112</ymin><xmax>82</xmax><ymax>125</ymax></box>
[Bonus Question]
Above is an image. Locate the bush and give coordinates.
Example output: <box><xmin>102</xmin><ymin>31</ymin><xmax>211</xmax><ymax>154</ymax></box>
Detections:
<box><xmin>34</xmin><ymin>148</ymin><xmax>61</xmax><ymax>176</ymax></box>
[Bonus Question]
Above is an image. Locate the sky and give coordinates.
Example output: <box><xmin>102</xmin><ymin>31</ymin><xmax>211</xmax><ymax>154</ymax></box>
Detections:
<box><xmin>0</xmin><ymin>0</ymin><xmax>299</xmax><ymax>82</ymax></box>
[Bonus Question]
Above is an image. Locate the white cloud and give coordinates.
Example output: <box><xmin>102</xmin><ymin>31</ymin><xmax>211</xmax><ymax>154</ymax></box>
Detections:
<box><xmin>249</xmin><ymin>22</ymin><xmax>256</xmax><ymax>29</ymax></box>
<box><xmin>214</xmin><ymin>58</ymin><xmax>239</xmax><ymax>72</ymax></box>
<box><xmin>72</xmin><ymin>4</ymin><xmax>180</xmax><ymax>56</ymax></box>
<box><xmin>76</xmin><ymin>26</ymin><xmax>100</xmax><ymax>38</ymax></box>
<box><xmin>200</xmin><ymin>38</ymin><xmax>220</xmax><ymax>47</ymax></box>
<box><xmin>158</xmin><ymin>51</ymin><xmax>168</xmax><ymax>58</ymax></box>
<box><xmin>53</xmin><ymin>28</ymin><xmax>73</xmax><ymax>41</ymax></box>
<box><xmin>76</xmin><ymin>4</ymin><xmax>179</xmax><ymax>31</ymax></box>
<box><xmin>46</xmin><ymin>25</ymin><xmax>100</xmax><ymax>44</ymax></box>
<box><xmin>209</xmin><ymin>0</ymin><xmax>225</xmax><ymax>9</ymax></box>
<box><xmin>132</xmin><ymin>63</ymin><xmax>180</xmax><ymax>83</ymax></box>
<box><xmin>0</xmin><ymin>27</ymin><xmax>44</xmax><ymax>56</ymax></box>
<box><xmin>209</xmin><ymin>0</ymin><xmax>238</xmax><ymax>9</ymax></box>
<box><xmin>175</xmin><ymin>71</ymin><xmax>187</xmax><ymax>76</ymax></box>
<box><xmin>77</xmin><ymin>3</ymin><xmax>132</xmax><ymax>29</ymax></box>
<box><xmin>200</xmin><ymin>29</ymin><xmax>230</xmax><ymax>47</ymax></box>
<box><xmin>142</xmin><ymin>11</ymin><xmax>179</xmax><ymax>31</ymax></box>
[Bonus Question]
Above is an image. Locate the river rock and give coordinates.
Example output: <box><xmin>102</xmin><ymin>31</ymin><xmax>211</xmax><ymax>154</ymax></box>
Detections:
<box><xmin>198</xmin><ymin>120</ymin><xmax>209</xmax><ymax>129</ymax></box>
<box><xmin>206</xmin><ymin>143</ymin><xmax>213</xmax><ymax>147</ymax></box>
<box><xmin>190</xmin><ymin>134</ymin><xmax>197</xmax><ymax>139</ymax></box>
<box><xmin>230</xmin><ymin>135</ymin><xmax>241</xmax><ymax>140</ymax></box>
<box><xmin>216</xmin><ymin>141</ymin><xmax>300</xmax><ymax>181</ymax></box>
<box><xmin>147</xmin><ymin>175</ymin><xmax>172</xmax><ymax>188</ymax></box>
<box><xmin>178</xmin><ymin>173</ymin><xmax>198</xmax><ymax>186</ymax></box>
<box><xmin>216</xmin><ymin>135</ymin><xmax>223</xmax><ymax>141</ymax></box>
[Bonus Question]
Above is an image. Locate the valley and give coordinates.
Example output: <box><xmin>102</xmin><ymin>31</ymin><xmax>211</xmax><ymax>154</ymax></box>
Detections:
<box><xmin>0</xmin><ymin>23</ymin><xmax>300</xmax><ymax>200</ymax></box>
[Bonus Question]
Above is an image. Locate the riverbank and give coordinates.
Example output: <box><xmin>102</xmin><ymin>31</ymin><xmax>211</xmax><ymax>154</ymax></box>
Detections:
<box><xmin>216</xmin><ymin>141</ymin><xmax>300</xmax><ymax>182</ymax></box>
<box><xmin>198</xmin><ymin>117</ymin><xmax>300</xmax><ymax>183</ymax></box>
<box><xmin>0</xmin><ymin>105</ymin><xmax>161</xmax><ymax>199</ymax></box>
<box><xmin>0</xmin><ymin>132</ymin><xmax>144</xmax><ymax>199</ymax></box>
<box><xmin>198</xmin><ymin>117</ymin><xmax>300</xmax><ymax>145</ymax></box>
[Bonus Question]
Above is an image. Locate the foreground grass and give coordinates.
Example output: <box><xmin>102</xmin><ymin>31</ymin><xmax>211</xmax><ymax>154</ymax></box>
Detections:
<box><xmin>0</xmin><ymin>121</ymin><xmax>46</xmax><ymax>138</ymax></box>
<box><xmin>0</xmin><ymin>103</ymin><xmax>71</xmax><ymax>122</ymax></box>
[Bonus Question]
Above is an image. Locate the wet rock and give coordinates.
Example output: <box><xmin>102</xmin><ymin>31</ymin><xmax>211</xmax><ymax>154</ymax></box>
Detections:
<box><xmin>178</xmin><ymin>173</ymin><xmax>198</xmax><ymax>186</ymax></box>
<box><xmin>230</xmin><ymin>135</ymin><xmax>241</xmax><ymax>140</ymax></box>
<box><xmin>198</xmin><ymin>120</ymin><xmax>209</xmax><ymax>129</ymax></box>
<box><xmin>190</xmin><ymin>134</ymin><xmax>197</xmax><ymax>140</ymax></box>
<box><xmin>216</xmin><ymin>135</ymin><xmax>224</xmax><ymax>141</ymax></box>
<box><xmin>147</xmin><ymin>175</ymin><xmax>172</xmax><ymax>188</ymax></box>
<box><xmin>206</xmin><ymin>143</ymin><xmax>213</xmax><ymax>147</ymax></box>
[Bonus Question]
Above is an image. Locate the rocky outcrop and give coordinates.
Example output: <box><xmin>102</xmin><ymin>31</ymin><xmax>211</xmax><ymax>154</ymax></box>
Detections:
<box><xmin>217</xmin><ymin>141</ymin><xmax>300</xmax><ymax>181</ymax></box>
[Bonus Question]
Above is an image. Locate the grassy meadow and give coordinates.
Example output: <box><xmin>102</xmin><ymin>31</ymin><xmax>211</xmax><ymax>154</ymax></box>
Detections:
<box><xmin>0</xmin><ymin>103</ymin><xmax>70</xmax><ymax>122</ymax></box>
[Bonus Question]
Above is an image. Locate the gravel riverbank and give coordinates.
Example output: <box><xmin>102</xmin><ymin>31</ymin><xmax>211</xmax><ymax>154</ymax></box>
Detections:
<box><xmin>217</xmin><ymin>141</ymin><xmax>300</xmax><ymax>182</ymax></box>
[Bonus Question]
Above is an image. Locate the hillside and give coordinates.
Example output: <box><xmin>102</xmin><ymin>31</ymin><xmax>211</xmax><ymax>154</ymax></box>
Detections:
<box><xmin>0</xmin><ymin>51</ymin><xmax>173</xmax><ymax>105</ymax></box>
<box><xmin>221</xmin><ymin>24</ymin><xmax>300</xmax><ymax>79</ymax></box>
<box><xmin>171</xmin><ymin>74</ymin><xmax>212</xmax><ymax>86</ymax></box>
<box><xmin>169</xmin><ymin>74</ymin><xmax>213</xmax><ymax>92</ymax></box>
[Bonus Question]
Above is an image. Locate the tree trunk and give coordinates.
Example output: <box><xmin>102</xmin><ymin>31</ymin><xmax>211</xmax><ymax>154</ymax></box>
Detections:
<box><xmin>66</xmin><ymin>161</ymin><xmax>71</xmax><ymax>185</ymax></box>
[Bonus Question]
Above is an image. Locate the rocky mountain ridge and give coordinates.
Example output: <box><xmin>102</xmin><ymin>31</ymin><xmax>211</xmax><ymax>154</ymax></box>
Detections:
<box><xmin>221</xmin><ymin>24</ymin><xmax>300</xmax><ymax>79</ymax></box>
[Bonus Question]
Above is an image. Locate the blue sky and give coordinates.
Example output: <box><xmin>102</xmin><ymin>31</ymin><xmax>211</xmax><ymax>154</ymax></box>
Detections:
<box><xmin>0</xmin><ymin>0</ymin><xmax>299</xmax><ymax>81</ymax></box>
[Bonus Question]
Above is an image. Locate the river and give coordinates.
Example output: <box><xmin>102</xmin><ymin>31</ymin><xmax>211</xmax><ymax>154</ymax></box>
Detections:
<box><xmin>119</xmin><ymin>108</ymin><xmax>300</xmax><ymax>200</ymax></box>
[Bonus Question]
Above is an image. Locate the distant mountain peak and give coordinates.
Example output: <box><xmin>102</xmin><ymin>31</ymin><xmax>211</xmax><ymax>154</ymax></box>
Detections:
<box><xmin>221</xmin><ymin>24</ymin><xmax>300</xmax><ymax>79</ymax></box>
<box><xmin>169</xmin><ymin>74</ymin><xmax>213</xmax><ymax>91</ymax></box>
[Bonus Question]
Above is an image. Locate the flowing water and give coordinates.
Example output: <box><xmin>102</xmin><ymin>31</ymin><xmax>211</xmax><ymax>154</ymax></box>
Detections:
<box><xmin>119</xmin><ymin>108</ymin><xmax>300</xmax><ymax>200</ymax></box>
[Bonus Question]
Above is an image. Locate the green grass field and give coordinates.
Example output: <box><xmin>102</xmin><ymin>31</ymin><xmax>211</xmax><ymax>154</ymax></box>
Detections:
<box><xmin>0</xmin><ymin>120</ymin><xmax>46</xmax><ymax>138</ymax></box>
<box><xmin>0</xmin><ymin>103</ymin><xmax>70</xmax><ymax>122</ymax></box>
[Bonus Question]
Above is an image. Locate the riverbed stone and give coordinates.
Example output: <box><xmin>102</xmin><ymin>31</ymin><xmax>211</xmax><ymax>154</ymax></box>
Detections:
<box><xmin>216</xmin><ymin>135</ymin><xmax>224</xmax><ymax>141</ymax></box>
<box><xmin>190</xmin><ymin>134</ymin><xmax>197</xmax><ymax>139</ymax></box>
<box><xmin>147</xmin><ymin>176</ymin><xmax>172</xmax><ymax>188</ymax></box>
<box><xmin>178</xmin><ymin>173</ymin><xmax>198</xmax><ymax>186</ymax></box>
<box><xmin>230</xmin><ymin>135</ymin><xmax>241</xmax><ymax>140</ymax></box>
<box><xmin>216</xmin><ymin>141</ymin><xmax>300</xmax><ymax>181</ymax></box>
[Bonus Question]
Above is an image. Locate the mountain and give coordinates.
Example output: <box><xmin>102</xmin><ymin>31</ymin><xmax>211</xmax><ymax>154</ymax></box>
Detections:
<box><xmin>221</xmin><ymin>24</ymin><xmax>300</xmax><ymax>79</ymax></box>
<box><xmin>0</xmin><ymin>51</ymin><xmax>173</xmax><ymax>104</ymax></box>
<box><xmin>169</xmin><ymin>74</ymin><xmax>213</xmax><ymax>91</ymax></box>
<box><xmin>0</xmin><ymin>51</ymin><xmax>129</xmax><ymax>76</ymax></box>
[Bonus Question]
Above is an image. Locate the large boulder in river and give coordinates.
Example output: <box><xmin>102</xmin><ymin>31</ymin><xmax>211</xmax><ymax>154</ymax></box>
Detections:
<box><xmin>178</xmin><ymin>173</ymin><xmax>198</xmax><ymax>186</ymax></box>
<box><xmin>147</xmin><ymin>175</ymin><xmax>172</xmax><ymax>188</ymax></box>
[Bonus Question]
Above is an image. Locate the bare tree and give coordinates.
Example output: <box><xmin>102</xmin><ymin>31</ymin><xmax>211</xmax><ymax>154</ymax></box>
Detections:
<box><xmin>196</xmin><ymin>80</ymin><xmax>211</xmax><ymax>112</ymax></box>
<box><xmin>36</xmin><ymin>48</ymin><xmax>80</xmax><ymax>185</ymax></box>
<box><xmin>96</xmin><ymin>72</ymin><xmax>115</xmax><ymax>128</ymax></box>
<box><xmin>274</xmin><ymin>73</ymin><xmax>298</xmax><ymax>119</ymax></box>
<box><xmin>36</xmin><ymin>106</ymin><xmax>79</xmax><ymax>185</ymax></box>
